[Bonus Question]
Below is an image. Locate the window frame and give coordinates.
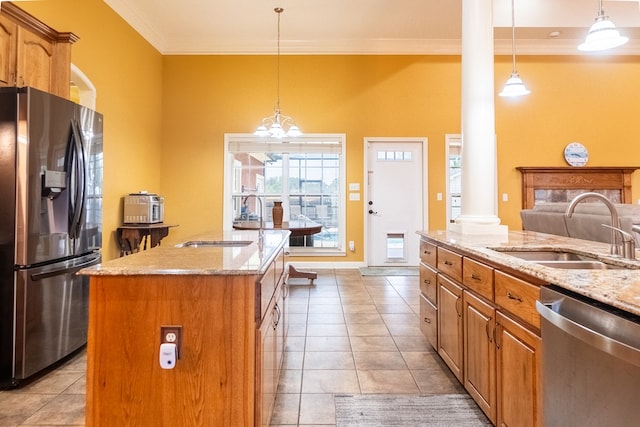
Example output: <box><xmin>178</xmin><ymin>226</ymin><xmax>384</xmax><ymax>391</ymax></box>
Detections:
<box><xmin>223</xmin><ymin>133</ymin><xmax>347</xmax><ymax>256</ymax></box>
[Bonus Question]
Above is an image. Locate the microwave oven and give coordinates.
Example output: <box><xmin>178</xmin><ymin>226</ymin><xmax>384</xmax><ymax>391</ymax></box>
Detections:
<box><xmin>123</xmin><ymin>194</ymin><xmax>164</xmax><ymax>224</ymax></box>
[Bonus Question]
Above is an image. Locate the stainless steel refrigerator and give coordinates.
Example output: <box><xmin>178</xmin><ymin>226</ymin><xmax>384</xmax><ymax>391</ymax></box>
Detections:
<box><xmin>0</xmin><ymin>87</ymin><xmax>103</xmax><ymax>388</ymax></box>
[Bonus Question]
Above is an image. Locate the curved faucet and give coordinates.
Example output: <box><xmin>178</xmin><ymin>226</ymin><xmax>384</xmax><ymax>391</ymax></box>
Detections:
<box><xmin>565</xmin><ymin>192</ymin><xmax>623</xmax><ymax>256</ymax></box>
<box><xmin>242</xmin><ymin>194</ymin><xmax>264</xmax><ymax>244</ymax></box>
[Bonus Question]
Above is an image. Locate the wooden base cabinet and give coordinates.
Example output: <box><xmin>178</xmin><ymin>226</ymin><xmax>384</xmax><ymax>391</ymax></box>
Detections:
<box><xmin>437</xmin><ymin>274</ymin><xmax>463</xmax><ymax>382</ymax></box>
<box><xmin>418</xmin><ymin>237</ymin><xmax>543</xmax><ymax>427</ymax></box>
<box><xmin>463</xmin><ymin>290</ymin><xmax>497</xmax><ymax>424</ymax></box>
<box><xmin>496</xmin><ymin>311</ymin><xmax>542</xmax><ymax>427</ymax></box>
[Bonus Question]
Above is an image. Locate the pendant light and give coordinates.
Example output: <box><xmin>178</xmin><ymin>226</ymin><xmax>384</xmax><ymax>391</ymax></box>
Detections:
<box><xmin>499</xmin><ymin>0</ymin><xmax>529</xmax><ymax>97</ymax></box>
<box><xmin>578</xmin><ymin>0</ymin><xmax>628</xmax><ymax>52</ymax></box>
<box><xmin>254</xmin><ymin>7</ymin><xmax>302</xmax><ymax>138</ymax></box>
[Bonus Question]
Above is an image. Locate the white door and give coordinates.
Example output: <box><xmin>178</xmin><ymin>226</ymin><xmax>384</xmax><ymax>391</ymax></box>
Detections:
<box><xmin>365</xmin><ymin>138</ymin><xmax>427</xmax><ymax>266</ymax></box>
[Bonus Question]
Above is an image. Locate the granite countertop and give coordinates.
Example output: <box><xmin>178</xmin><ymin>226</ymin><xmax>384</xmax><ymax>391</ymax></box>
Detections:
<box><xmin>418</xmin><ymin>230</ymin><xmax>640</xmax><ymax>317</ymax></box>
<box><xmin>80</xmin><ymin>229</ymin><xmax>290</xmax><ymax>276</ymax></box>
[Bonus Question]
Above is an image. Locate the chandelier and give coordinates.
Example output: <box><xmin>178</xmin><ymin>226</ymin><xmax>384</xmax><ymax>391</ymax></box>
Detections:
<box><xmin>254</xmin><ymin>7</ymin><xmax>302</xmax><ymax>138</ymax></box>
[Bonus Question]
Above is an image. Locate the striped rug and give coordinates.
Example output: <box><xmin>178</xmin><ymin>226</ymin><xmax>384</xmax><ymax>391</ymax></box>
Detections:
<box><xmin>335</xmin><ymin>394</ymin><xmax>492</xmax><ymax>426</ymax></box>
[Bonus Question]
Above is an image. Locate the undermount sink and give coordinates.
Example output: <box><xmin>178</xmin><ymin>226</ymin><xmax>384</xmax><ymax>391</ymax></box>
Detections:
<box><xmin>494</xmin><ymin>249</ymin><xmax>633</xmax><ymax>270</ymax></box>
<box><xmin>176</xmin><ymin>240</ymin><xmax>253</xmax><ymax>248</ymax></box>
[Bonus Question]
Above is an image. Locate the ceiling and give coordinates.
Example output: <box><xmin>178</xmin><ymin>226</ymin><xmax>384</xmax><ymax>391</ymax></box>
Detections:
<box><xmin>103</xmin><ymin>0</ymin><xmax>640</xmax><ymax>55</ymax></box>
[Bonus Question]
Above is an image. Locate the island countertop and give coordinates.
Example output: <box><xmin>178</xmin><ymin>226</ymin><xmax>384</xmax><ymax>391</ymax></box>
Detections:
<box><xmin>418</xmin><ymin>229</ymin><xmax>640</xmax><ymax>317</ymax></box>
<box><xmin>80</xmin><ymin>229</ymin><xmax>290</xmax><ymax>276</ymax></box>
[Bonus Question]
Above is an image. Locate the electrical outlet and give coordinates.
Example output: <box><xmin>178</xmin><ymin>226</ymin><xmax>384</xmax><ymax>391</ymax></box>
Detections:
<box><xmin>161</xmin><ymin>325</ymin><xmax>182</xmax><ymax>349</ymax></box>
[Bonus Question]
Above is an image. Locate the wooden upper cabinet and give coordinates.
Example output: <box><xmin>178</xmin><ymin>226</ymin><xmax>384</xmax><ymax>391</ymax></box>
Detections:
<box><xmin>0</xmin><ymin>3</ymin><xmax>78</xmax><ymax>98</ymax></box>
<box><xmin>0</xmin><ymin>14</ymin><xmax>17</xmax><ymax>86</ymax></box>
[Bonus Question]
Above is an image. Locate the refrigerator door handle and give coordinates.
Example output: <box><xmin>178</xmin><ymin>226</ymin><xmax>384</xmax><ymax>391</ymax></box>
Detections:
<box><xmin>30</xmin><ymin>254</ymin><xmax>100</xmax><ymax>281</ymax></box>
<box><xmin>66</xmin><ymin>119</ymin><xmax>87</xmax><ymax>239</ymax></box>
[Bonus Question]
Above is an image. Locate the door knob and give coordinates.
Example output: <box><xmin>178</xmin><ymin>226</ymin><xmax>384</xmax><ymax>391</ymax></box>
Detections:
<box><xmin>369</xmin><ymin>209</ymin><xmax>378</xmax><ymax>215</ymax></box>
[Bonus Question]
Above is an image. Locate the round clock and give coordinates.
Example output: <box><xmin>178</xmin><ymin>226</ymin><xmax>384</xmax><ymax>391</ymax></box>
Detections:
<box><xmin>564</xmin><ymin>142</ymin><xmax>589</xmax><ymax>167</ymax></box>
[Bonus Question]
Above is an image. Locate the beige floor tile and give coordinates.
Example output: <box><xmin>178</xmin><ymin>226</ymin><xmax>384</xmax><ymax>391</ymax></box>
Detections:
<box><xmin>0</xmin><ymin>392</ymin><xmax>56</xmax><ymax>425</ymax></box>
<box><xmin>288</xmin><ymin>313</ymin><xmax>309</xmax><ymax>324</ymax></box>
<box><xmin>17</xmin><ymin>371</ymin><xmax>84</xmax><ymax>395</ymax></box>
<box><xmin>288</xmin><ymin>323</ymin><xmax>308</xmax><ymax>337</ymax></box>
<box><xmin>349</xmin><ymin>336</ymin><xmax>398</xmax><ymax>352</ymax></box>
<box><xmin>412</xmin><ymin>368</ymin><xmax>466</xmax><ymax>394</ymax></box>
<box><xmin>307</xmin><ymin>297</ymin><xmax>342</xmax><ymax>305</ymax></box>
<box><xmin>302</xmin><ymin>370</ymin><xmax>360</xmax><ymax>393</ymax></box>
<box><xmin>306</xmin><ymin>323</ymin><xmax>348</xmax><ymax>337</ymax></box>
<box><xmin>271</xmin><ymin>393</ymin><xmax>300</xmax><ymax>425</ymax></box>
<box><xmin>386</xmin><ymin>323</ymin><xmax>424</xmax><ymax>337</ymax></box>
<box><xmin>346</xmin><ymin>322</ymin><xmax>391</xmax><ymax>337</ymax></box>
<box><xmin>358</xmin><ymin>369</ymin><xmax>420</xmax><ymax>394</ymax></box>
<box><xmin>381</xmin><ymin>313</ymin><xmax>419</xmax><ymax>324</ymax></box>
<box><xmin>353</xmin><ymin>351</ymin><xmax>407</xmax><ymax>370</ymax></box>
<box><xmin>277</xmin><ymin>369</ymin><xmax>303</xmax><ymax>393</ymax></box>
<box><xmin>342</xmin><ymin>304</ymin><xmax>378</xmax><ymax>314</ymax></box>
<box><xmin>401</xmin><ymin>351</ymin><xmax>444</xmax><ymax>370</ymax></box>
<box><xmin>63</xmin><ymin>376</ymin><xmax>86</xmax><ymax>395</ymax></box>
<box><xmin>343</xmin><ymin>313</ymin><xmax>383</xmax><ymax>324</ymax></box>
<box><xmin>282</xmin><ymin>351</ymin><xmax>304</xmax><ymax>370</ymax></box>
<box><xmin>285</xmin><ymin>336</ymin><xmax>306</xmax><ymax>352</ymax></box>
<box><xmin>299</xmin><ymin>393</ymin><xmax>336</xmax><ymax>425</ymax></box>
<box><xmin>21</xmin><ymin>394</ymin><xmax>85</xmax><ymax>425</ymax></box>
<box><xmin>308</xmin><ymin>304</ymin><xmax>343</xmax><ymax>314</ymax></box>
<box><xmin>375</xmin><ymin>303</ymin><xmax>415</xmax><ymax>314</ymax></box>
<box><xmin>304</xmin><ymin>352</ymin><xmax>355</xmax><ymax>370</ymax></box>
<box><xmin>393</xmin><ymin>335</ymin><xmax>433</xmax><ymax>352</ymax></box>
<box><xmin>306</xmin><ymin>313</ymin><xmax>345</xmax><ymax>324</ymax></box>
<box><xmin>289</xmin><ymin>302</ymin><xmax>310</xmax><ymax>313</ymax></box>
<box><xmin>305</xmin><ymin>336</ymin><xmax>351</xmax><ymax>352</ymax></box>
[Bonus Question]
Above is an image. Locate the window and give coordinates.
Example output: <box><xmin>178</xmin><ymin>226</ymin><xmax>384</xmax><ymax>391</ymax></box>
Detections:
<box><xmin>224</xmin><ymin>134</ymin><xmax>346</xmax><ymax>255</ymax></box>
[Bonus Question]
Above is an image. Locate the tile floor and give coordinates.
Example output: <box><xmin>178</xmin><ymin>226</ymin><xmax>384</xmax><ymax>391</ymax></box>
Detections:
<box><xmin>0</xmin><ymin>268</ymin><xmax>467</xmax><ymax>426</ymax></box>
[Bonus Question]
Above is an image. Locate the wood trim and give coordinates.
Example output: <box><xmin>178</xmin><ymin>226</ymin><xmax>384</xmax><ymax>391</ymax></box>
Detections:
<box><xmin>1</xmin><ymin>2</ymin><xmax>79</xmax><ymax>43</ymax></box>
<box><xmin>516</xmin><ymin>166</ymin><xmax>640</xmax><ymax>209</ymax></box>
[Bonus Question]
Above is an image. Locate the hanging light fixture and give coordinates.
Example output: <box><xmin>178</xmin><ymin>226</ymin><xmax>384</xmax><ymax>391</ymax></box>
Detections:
<box><xmin>254</xmin><ymin>7</ymin><xmax>302</xmax><ymax>138</ymax></box>
<box><xmin>578</xmin><ymin>0</ymin><xmax>628</xmax><ymax>52</ymax></box>
<box><xmin>499</xmin><ymin>0</ymin><xmax>530</xmax><ymax>97</ymax></box>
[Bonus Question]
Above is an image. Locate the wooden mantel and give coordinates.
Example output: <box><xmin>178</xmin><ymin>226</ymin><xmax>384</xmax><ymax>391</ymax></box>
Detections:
<box><xmin>516</xmin><ymin>166</ymin><xmax>640</xmax><ymax>209</ymax></box>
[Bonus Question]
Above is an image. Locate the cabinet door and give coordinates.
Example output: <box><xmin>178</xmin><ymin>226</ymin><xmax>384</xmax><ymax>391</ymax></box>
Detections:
<box><xmin>496</xmin><ymin>311</ymin><xmax>542</xmax><ymax>427</ymax></box>
<box><xmin>419</xmin><ymin>294</ymin><xmax>437</xmax><ymax>349</ymax></box>
<box><xmin>0</xmin><ymin>15</ymin><xmax>17</xmax><ymax>87</ymax></box>
<box><xmin>257</xmin><ymin>300</ymin><xmax>278</xmax><ymax>427</ymax></box>
<box><xmin>16</xmin><ymin>26</ymin><xmax>53</xmax><ymax>92</ymax></box>
<box><xmin>463</xmin><ymin>291</ymin><xmax>496</xmax><ymax>424</ymax></box>
<box><xmin>437</xmin><ymin>274</ymin><xmax>463</xmax><ymax>381</ymax></box>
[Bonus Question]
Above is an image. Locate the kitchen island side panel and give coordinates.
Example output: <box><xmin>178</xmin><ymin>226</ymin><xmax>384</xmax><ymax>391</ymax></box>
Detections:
<box><xmin>85</xmin><ymin>274</ymin><xmax>257</xmax><ymax>426</ymax></box>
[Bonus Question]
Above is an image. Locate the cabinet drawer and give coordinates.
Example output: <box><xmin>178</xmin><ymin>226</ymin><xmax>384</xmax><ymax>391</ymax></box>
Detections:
<box><xmin>420</xmin><ymin>264</ymin><xmax>438</xmax><ymax>305</ymax></box>
<box><xmin>420</xmin><ymin>239</ymin><xmax>437</xmax><ymax>268</ymax></box>
<box><xmin>463</xmin><ymin>257</ymin><xmax>494</xmax><ymax>301</ymax></box>
<box><xmin>437</xmin><ymin>247</ymin><xmax>462</xmax><ymax>282</ymax></box>
<box><xmin>420</xmin><ymin>294</ymin><xmax>438</xmax><ymax>350</ymax></box>
<box><xmin>495</xmin><ymin>271</ymin><xmax>540</xmax><ymax>329</ymax></box>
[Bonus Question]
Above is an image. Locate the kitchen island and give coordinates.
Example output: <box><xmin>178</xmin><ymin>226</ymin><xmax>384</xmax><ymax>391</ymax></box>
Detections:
<box><xmin>80</xmin><ymin>229</ymin><xmax>291</xmax><ymax>427</ymax></box>
<box><xmin>417</xmin><ymin>229</ymin><xmax>640</xmax><ymax>427</ymax></box>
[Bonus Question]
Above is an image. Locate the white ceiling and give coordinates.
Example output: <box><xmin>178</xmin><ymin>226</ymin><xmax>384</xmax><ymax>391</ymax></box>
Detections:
<box><xmin>103</xmin><ymin>0</ymin><xmax>640</xmax><ymax>55</ymax></box>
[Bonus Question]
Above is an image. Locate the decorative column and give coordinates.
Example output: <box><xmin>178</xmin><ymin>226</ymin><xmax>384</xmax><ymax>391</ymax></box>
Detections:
<box><xmin>451</xmin><ymin>0</ymin><xmax>507</xmax><ymax>235</ymax></box>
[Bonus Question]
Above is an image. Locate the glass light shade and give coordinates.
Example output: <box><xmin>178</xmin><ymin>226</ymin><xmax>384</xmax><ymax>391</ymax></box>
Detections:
<box><xmin>578</xmin><ymin>16</ymin><xmax>628</xmax><ymax>51</ymax></box>
<box><xmin>499</xmin><ymin>73</ymin><xmax>530</xmax><ymax>97</ymax></box>
<box><xmin>287</xmin><ymin>125</ymin><xmax>302</xmax><ymax>137</ymax></box>
<box><xmin>254</xmin><ymin>125</ymin><xmax>270</xmax><ymax>137</ymax></box>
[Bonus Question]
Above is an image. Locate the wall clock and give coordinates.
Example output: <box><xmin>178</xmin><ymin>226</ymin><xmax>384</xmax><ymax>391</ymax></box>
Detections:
<box><xmin>563</xmin><ymin>142</ymin><xmax>589</xmax><ymax>167</ymax></box>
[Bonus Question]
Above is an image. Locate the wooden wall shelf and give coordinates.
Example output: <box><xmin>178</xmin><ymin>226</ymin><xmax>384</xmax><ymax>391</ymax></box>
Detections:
<box><xmin>516</xmin><ymin>166</ymin><xmax>640</xmax><ymax>209</ymax></box>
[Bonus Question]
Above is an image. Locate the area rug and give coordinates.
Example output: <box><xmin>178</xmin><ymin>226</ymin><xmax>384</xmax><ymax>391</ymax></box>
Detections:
<box><xmin>359</xmin><ymin>267</ymin><xmax>419</xmax><ymax>276</ymax></box>
<box><xmin>334</xmin><ymin>394</ymin><xmax>492</xmax><ymax>426</ymax></box>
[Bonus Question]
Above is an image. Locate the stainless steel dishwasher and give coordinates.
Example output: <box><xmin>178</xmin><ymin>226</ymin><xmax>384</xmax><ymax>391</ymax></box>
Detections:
<box><xmin>537</xmin><ymin>286</ymin><xmax>640</xmax><ymax>426</ymax></box>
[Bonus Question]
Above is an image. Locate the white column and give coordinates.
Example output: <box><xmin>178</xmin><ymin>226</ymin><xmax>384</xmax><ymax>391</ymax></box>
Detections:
<box><xmin>451</xmin><ymin>0</ymin><xmax>507</xmax><ymax>235</ymax></box>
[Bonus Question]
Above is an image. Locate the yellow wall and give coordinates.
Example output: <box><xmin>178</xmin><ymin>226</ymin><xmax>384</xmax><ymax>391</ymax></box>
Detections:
<box><xmin>17</xmin><ymin>1</ymin><xmax>640</xmax><ymax>263</ymax></box>
<box><xmin>21</xmin><ymin>0</ymin><xmax>164</xmax><ymax>260</ymax></box>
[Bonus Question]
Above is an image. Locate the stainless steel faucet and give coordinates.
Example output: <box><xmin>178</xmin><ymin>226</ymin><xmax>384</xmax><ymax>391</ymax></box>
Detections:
<box><xmin>565</xmin><ymin>192</ymin><xmax>627</xmax><ymax>257</ymax></box>
<box><xmin>243</xmin><ymin>194</ymin><xmax>264</xmax><ymax>244</ymax></box>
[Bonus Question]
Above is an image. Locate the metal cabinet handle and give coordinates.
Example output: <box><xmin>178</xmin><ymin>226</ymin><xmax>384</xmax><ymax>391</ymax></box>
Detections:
<box><xmin>424</xmin><ymin>250</ymin><xmax>431</xmax><ymax>255</ymax></box>
<box><xmin>486</xmin><ymin>318</ymin><xmax>493</xmax><ymax>342</ymax></box>
<box><xmin>470</xmin><ymin>273</ymin><xmax>481</xmax><ymax>281</ymax></box>
<box><xmin>507</xmin><ymin>292</ymin><xmax>523</xmax><ymax>303</ymax></box>
<box><xmin>423</xmin><ymin>279</ymin><xmax>431</xmax><ymax>285</ymax></box>
<box><xmin>444</xmin><ymin>260</ymin><xmax>453</xmax><ymax>266</ymax></box>
<box><xmin>423</xmin><ymin>317</ymin><xmax>432</xmax><ymax>324</ymax></box>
